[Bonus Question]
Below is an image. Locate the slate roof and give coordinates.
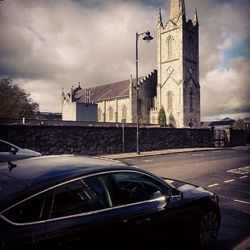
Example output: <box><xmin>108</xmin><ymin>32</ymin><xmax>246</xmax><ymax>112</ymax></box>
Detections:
<box><xmin>209</xmin><ymin>120</ymin><xmax>235</xmax><ymax>127</ymax></box>
<box><xmin>73</xmin><ymin>77</ymin><xmax>142</xmax><ymax>103</ymax></box>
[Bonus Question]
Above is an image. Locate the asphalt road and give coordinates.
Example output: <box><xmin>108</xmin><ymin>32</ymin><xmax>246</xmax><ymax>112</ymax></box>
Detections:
<box><xmin>120</xmin><ymin>147</ymin><xmax>250</xmax><ymax>250</ymax></box>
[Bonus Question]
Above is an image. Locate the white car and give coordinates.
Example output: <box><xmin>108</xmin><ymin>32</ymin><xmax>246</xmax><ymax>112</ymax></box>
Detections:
<box><xmin>0</xmin><ymin>139</ymin><xmax>41</xmax><ymax>162</ymax></box>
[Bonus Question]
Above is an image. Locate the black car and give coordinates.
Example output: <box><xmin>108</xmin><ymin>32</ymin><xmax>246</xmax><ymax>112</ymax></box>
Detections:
<box><xmin>0</xmin><ymin>155</ymin><xmax>220</xmax><ymax>250</ymax></box>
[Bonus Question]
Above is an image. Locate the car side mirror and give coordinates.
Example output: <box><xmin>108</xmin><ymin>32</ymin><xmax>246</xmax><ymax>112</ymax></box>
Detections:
<box><xmin>171</xmin><ymin>188</ymin><xmax>183</xmax><ymax>199</ymax></box>
<box><xmin>10</xmin><ymin>147</ymin><xmax>18</xmax><ymax>155</ymax></box>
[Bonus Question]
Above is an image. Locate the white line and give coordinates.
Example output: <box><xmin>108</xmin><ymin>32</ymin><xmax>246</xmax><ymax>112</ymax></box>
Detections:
<box><xmin>227</xmin><ymin>166</ymin><xmax>250</xmax><ymax>175</ymax></box>
<box><xmin>143</xmin><ymin>160</ymin><xmax>153</xmax><ymax>163</ymax></box>
<box><xmin>208</xmin><ymin>183</ymin><xmax>219</xmax><ymax>188</ymax></box>
<box><xmin>233</xmin><ymin>199</ymin><xmax>250</xmax><ymax>205</ymax></box>
<box><xmin>192</xmin><ymin>154</ymin><xmax>204</xmax><ymax>156</ymax></box>
<box><xmin>239</xmin><ymin>175</ymin><xmax>248</xmax><ymax>179</ymax></box>
<box><xmin>224</xmin><ymin>179</ymin><xmax>235</xmax><ymax>183</ymax></box>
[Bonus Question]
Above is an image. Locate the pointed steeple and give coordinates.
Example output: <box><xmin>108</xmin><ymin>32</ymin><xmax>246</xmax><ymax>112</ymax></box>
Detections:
<box><xmin>158</xmin><ymin>8</ymin><xmax>163</xmax><ymax>27</ymax></box>
<box><xmin>193</xmin><ymin>8</ymin><xmax>199</xmax><ymax>26</ymax></box>
<box><xmin>170</xmin><ymin>0</ymin><xmax>186</xmax><ymax>20</ymax></box>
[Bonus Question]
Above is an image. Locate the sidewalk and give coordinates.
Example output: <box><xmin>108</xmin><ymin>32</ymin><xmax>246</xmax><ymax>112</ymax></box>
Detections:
<box><xmin>102</xmin><ymin>147</ymin><xmax>222</xmax><ymax>160</ymax></box>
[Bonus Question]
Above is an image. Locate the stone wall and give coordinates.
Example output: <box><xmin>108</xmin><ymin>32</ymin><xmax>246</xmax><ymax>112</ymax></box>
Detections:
<box><xmin>229</xmin><ymin>129</ymin><xmax>246</xmax><ymax>146</ymax></box>
<box><xmin>0</xmin><ymin>124</ymin><xmax>214</xmax><ymax>156</ymax></box>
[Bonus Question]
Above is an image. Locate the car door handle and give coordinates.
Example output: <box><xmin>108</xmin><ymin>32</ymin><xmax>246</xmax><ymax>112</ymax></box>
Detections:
<box><xmin>136</xmin><ymin>218</ymin><xmax>150</xmax><ymax>225</ymax></box>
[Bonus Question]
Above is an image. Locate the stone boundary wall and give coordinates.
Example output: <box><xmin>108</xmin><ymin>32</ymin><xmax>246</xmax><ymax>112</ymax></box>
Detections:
<box><xmin>0</xmin><ymin>125</ymin><xmax>214</xmax><ymax>155</ymax></box>
<box><xmin>229</xmin><ymin>129</ymin><xmax>246</xmax><ymax>146</ymax></box>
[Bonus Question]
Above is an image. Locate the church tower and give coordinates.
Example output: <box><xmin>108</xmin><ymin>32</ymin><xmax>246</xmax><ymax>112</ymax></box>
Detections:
<box><xmin>156</xmin><ymin>0</ymin><xmax>200</xmax><ymax>127</ymax></box>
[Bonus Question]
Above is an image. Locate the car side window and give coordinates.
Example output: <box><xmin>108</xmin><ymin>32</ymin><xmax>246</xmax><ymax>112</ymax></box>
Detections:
<box><xmin>113</xmin><ymin>172</ymin><xmax>166</xmax><ymax>204</ymax></box>
<box><xmin>3</xmin><ymin>178</ymin><xmax>114</xmax><ymax>223</ymax></box>
<box><xmin>3</xmin><ymin>192</ymin><xmax>51</xmax><ymax>223</ymax></box>
<box><xmin>49</xmin><ymin>180</ymin><xmax>105</xmax><ymax>219</ymax></box>
<box><xmin>84</xmin><ymin>174</ymin><xmax>121</xmax><ymax>208</ymax></box>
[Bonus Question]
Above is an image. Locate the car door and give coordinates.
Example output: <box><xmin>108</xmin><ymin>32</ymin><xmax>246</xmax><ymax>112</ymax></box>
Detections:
<box><xmin>44</xmin><ymin>174</ymin><xmax>129</xmax><ymax>249</ymax></box>
<box><xmin>111</xmin><ymin>171</ymin><xmax>170</xmax><ymax>246</ymax></box>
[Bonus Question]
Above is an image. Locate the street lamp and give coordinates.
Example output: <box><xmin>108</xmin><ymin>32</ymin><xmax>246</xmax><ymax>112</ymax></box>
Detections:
<box><xmin>135</xmin><ymin>31</ymin><xmax>153</xmax><ymax>154</ymax></box>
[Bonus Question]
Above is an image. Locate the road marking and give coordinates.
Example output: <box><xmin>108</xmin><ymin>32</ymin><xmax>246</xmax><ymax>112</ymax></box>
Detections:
<box><xmin>208</xmin><ymin>183</ymin><xmax>219</xmax><ymax>188</ymax></box>
<box><xmin>233</xmin><ymin>199</ymin><xmax>250</xmax><ymax>205</ymax></box>
<box><xmin>224</xmin><ymin>179</ymin><xmax>235</xmax><ymax>183</ymax></box>
<box><xmin>192</xmin><ymin>154</ymin><xmax>204</xmax><ymax>156</ymax></box>
<box><xmin>143</xmin><ymin>160</ymin><xmax>153</xmax><ymax>163</ymax></box>
<box><xmin>239</xmin><ymin>175</ymin><xmax>248</xmax><ymax>179</ymax></box>
<box><xmin>227</xmin><ymin>166</ymin><xmax>250</xmax><ymax>175</ymax></box>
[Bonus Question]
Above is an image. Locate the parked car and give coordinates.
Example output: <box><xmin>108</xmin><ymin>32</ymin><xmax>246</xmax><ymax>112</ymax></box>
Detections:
<box><xmin>0</xmin><ymin>139</ymin><xmax>41</xmax><ymax>162</ymax></box>
<box><xmin>0</xmin><ymin>155</ymin><xmax>220</xmax><ymax>249</ymax></box>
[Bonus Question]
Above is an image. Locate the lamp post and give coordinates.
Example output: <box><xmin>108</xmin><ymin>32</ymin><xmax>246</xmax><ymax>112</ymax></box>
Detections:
<box><xmin>135</xmin><ymin>31</ymin><xmax>153</xmax><ymax>154</ymax></box>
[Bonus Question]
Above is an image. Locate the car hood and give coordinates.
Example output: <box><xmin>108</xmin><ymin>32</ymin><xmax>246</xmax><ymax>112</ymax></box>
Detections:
<box><xmin>18</xmin><ymin>148</ymin><xmax>41</xmax><ymax>156</ymax></box>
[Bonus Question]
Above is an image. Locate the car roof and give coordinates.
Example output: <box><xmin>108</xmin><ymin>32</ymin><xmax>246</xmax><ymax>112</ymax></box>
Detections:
<box><xmin>0</xmin><ymin>155</ymin><xmax>136</xmax><ymax>211</ymax></box>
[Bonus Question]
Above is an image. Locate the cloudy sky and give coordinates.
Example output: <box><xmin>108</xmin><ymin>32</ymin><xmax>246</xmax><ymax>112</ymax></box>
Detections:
<box><xmin>0</xmin><ymin>0</ymin><xmax>249</xmax><ymax>121</ymax></box>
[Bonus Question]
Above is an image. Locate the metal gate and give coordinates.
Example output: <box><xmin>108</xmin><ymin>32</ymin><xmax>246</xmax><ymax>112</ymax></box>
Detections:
<box><xmin>214</xmin><ymin>129</ymin><xmax>226</xmax><ymax>147</ymax></box>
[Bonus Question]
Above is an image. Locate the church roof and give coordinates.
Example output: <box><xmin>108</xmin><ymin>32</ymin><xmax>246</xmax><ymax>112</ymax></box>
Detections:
<box><xmin>73</xmin><ymin>77</ymin><xmax>142</xmax><ymax>103</ymax></box>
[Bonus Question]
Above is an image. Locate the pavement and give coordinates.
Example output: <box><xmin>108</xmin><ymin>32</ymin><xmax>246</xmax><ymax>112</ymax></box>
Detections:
<box><xmin>101</xmin><ymin>147</ymin><xmax>222</xmax><ymax>160</ymax></box>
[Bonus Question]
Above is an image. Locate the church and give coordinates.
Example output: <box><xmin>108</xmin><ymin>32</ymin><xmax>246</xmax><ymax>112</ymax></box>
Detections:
<box><xmin>62</xmin><ymin>0</ymin><xmax>200</xmax><ymax>128</ymax></box>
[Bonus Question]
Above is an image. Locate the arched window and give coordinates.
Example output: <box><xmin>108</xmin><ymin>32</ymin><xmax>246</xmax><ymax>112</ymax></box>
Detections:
<box><xmin>122</xmin><ymin>105</ymin><xmax>127</xmax><ymax>121</ymax></box>
<box><xmin>108</xmin><ymin>106</ymin><xmax>113</xmax><ymax>121</ymax></box>
<box><xmin>190</xmin><ymin>88</ymin><xmax>193</xmax><ymax>112</ymax></box>
<box><xmin>98</xmin><ymin>108</ymin><xmax>102</xmax><ymax>122</ymax></box>
<box><xmin>167</xmin><ymin>36</ymin><xmax>173</xmax><ymax>59</ymax></box>
<box><xmin>167</xmin><ymin>92</ymin><xmax>173</xmax><ymax>111</ymax></box>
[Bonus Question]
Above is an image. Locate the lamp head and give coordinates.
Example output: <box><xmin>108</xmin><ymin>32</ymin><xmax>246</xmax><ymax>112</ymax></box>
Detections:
<box><xmin>143</xmin><ymin>31</ymin><xmax>154</xmax><ymax>42</ymax></box>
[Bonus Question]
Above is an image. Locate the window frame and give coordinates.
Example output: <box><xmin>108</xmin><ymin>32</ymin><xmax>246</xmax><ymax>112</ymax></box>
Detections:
<box><xmin>167</xmin><ymin>91</ymin><xmax>173</xmax><ymax>111</ymax></box>
<box><xmin>167</xmin><ymin>36</ymin><xmax>173</xmax><ymax>59</ymax></box>
<box><xmin>122</xmin><ymin>105</ymin><xmax>127</xmax><ymax>121</ymax></box>
<box><xmin>108</xmin><ymin>106</ymin><xmax>113</xmax><ymax>121</ymax></box>
<box><xmin>97</xmin><ymin>108</ymin><xmax>102</xmax><ymax>121</ymax></box>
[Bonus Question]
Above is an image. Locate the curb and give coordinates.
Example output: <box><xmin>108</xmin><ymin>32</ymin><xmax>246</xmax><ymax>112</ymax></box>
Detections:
<box><xmin>101</xmin><ymin>147</ymin><xmax>222</xmax><ymax>160</ymax></box>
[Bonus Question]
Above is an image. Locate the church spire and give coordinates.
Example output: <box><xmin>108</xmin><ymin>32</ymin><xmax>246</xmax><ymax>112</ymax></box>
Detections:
<box><xmin>170</xmin><ymin>0</ymin><xmax>186</xmax><ymax>20</ymax></box>
<box><xmin>158</xmin><ymin>8</ymin><xmax>163</xmax><ymax>27</ymax></box>
<box><xmin>193</xmin><ymin>8</ymin><xmax>199</xmax><ymax>26</ymax></box>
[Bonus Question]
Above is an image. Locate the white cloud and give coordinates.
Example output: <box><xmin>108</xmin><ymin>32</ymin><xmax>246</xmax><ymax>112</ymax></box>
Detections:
<box><xmin>201</xmin><ymin>57</ymin><xmax>250</xmax><ymax>118</ymax></box>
